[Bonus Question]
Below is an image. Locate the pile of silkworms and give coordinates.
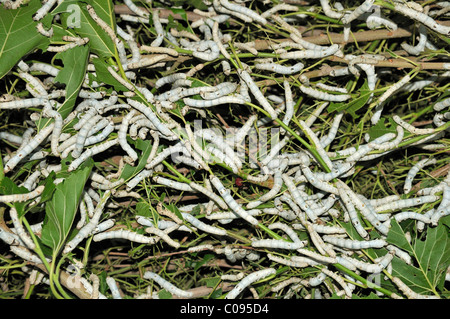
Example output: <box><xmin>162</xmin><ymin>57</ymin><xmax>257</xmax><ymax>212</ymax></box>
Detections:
<box><xmin>0</xmin><ymin>0</ymin><xmax>449</xmax><ymax>299</ymax></box>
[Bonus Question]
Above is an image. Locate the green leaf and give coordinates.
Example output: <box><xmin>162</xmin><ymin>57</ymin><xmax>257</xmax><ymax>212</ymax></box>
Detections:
<box><xmin>367</xmin><ymin>118</ymin><xmax>397</xmax><ymax>141</ymax></box>
<box><xmin>120</xmin><ymin>139</ymin><xmax>154</xmax><ymax>181</ymax></box>
<box><xmin>327</xmin><ymin>79</ymin><xmax>372</xmax><ymax>118</ymax></box>
<box><xmin>0</xmin><ymin>177</ymin><xmax>29</xmax><ymax>217</ymax></box>
<box><xmin>387</xmin><ymin>219</ymin><xmax>450</xmax><ymax>295</ymax></box>
<box><xmin>60</xmin><ymin>2</ymin><xmax>115</xmax><ymax>58</ymax></box>
<box><xmin>0</xmin><ymin>0</ymin><xmax>50</xmax><ymax>79</ymax></box>
<box><xmin>40</xmin><ymin>159</ymin><xmax>93</xmax><ymax>255</ymax></box>
<box><xmin>37</xmin><ymin>45</ymin><xmax>89</xmax><ymax>129</ymax></box>
<box><xmin>92</xmin><ymin>57</ymin><xmax>128</xmax><ymax>91</ymax></box>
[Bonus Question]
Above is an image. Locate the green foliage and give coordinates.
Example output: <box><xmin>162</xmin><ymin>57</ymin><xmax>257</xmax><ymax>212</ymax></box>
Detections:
<box><xmin>40</xmin><ymin>159</ymin><xmax>93</xmax><ymax>255</ymax></box>
<box><xmin>387</xmin><ymin>219</ymin><xmax>450</xmax><ymax>296</ymax></box>
<box><xmin>0</xmin><ymin>0</ymin><xmax>49</xmax><ymax>80</ymax></box>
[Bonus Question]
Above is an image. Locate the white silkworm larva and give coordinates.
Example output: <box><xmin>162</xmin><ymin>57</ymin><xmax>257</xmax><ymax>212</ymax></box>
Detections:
<box><xmin>225</xmin><ymin>268</ymin><xmax>276</xmax><ymax>299</ymax></box>
<box><xmin>344</xmin><ymin>132</ymin><xmax>395</xmax><ymax>163</ymax></box>
<box><xmin>219</xmin><ymin>0</ymin><xmax>267</xmax><ymax>25</ymax></box>
<box><xmin>394</xmin><ymin>211</ymin><xmax>431</xmax><ymax>223</ymax></box>
<box><xmin>127</xmin><ymin>99</ymin><xmax>175</xmax><ymax>139</ymax></box>
<box><xmin>320</xmin><ymin>0</ymin><xmax>345</xmax><ymax>19</ymax></box>
<box><xmin>393</xmin><ymin>3</ymin><xmax>450</xmax><ymax>36</ymax></box>
<box><xmin>42</xmin><ymin>103</ymin><xmax>63</xmax><ymax>157</ymax></box>
<box><xmin>33</xmin><ymin>0</ymin><xmax>57</xmax><ymax>20</ymax></box>
<box><xmin>340</xmin><ymin>251</ymin><xmax>394</xmax><ymax>273</ymax></box>
<box><xmin>251</xmin><ymin>238</ymin><xmax>305</xmax><ymax>250</ymax></box>
<box><xmin>300</xmin><ymin>163</ymin><xmax>339</xmax><ymax>195</ymax></box>
<box><xmin>254</xmin><ymin>62</ymin><xmax>304</xmax><ymax>75</ymax></box>
<box><xmin>369</xmin><ymin>126</ymin><xmax>404</xmax><ymax>151</ymax></box>
<box><xmin>320</xmin><ymin>112</ymin><xmax>344</xmax><ymax>148</ymax></box>
<box><xmin>183</xmin><ymin>95</ymin><xmax>246</xmax><ymax>108</ymax></box>
<box><xmin>63</xmin><ymin>190</ymin><xmax>111</xmax><ymax>254</ymax></box>
<box><xmin>106</xmin><ymin>276</ymin><xmax>122</xmax><ymax>299</ymax></box>
<box><xmin>212</xmin><ymin>21</ymin><xmax>230</xmax><ymax>59</ymax></box>
<box><xmin>401</xmin><ymin>24</ymin><xmax>428</xmax><ymax>56</ymax></box>
<box><xmin>341</xmin><ymin>0</ymin><xmax>374</xmax><ymax>24</ymax></box>
<box><xmin>299</xmin><ymin>85</ymin><xmax>351</xmax><ymax>102</ymax></box>
<box><xmin>247</xmin><ymin>171</ymin><xmax>283</xmax><ymax>209</ymax></box>
<box><xmin>181</xmin><ymin>212</ymin><xmax>227</xmax><ymax>236</ymax></box>
<box><xmin>280</xmin><ymin>44</ymin><xmax>340</xmax><ymax>60</ymax></box>
<box><xmin>391</xmin><ymin>277</ymin><xmax>440</xmax><ymax>299</ymax></box>
<box><xmin>322</xmin><ymin>235</ymin><xmax>387</xmax><ymax>249</ymax></box>
<box><xmin>282</xmin><ymin>174</ymin><xmax>318</xmax><ymax>222</ymax></box>
<box><xmin>393</xmin><ymin>115</ymin><xmax>436</xmax><ymax>135</ymax></box>
<box><xmin>238</xmin><ymin>69</ymin><xmax>278</xmax><ymax>119</ymax></box>
<box><xmin>107</xmin><ymin>66</ymin><xmax>134</xmax><ymax>91</ymax></box>
<box><xmin>372</xmin><ymin>74</ymin><xmax>412</xmax><ymax>125</ymax></box>
<box><xmin>144</xmin><ymin>271</ymin><xmax>194</xmax><ymax>298</ymax></box>
<box><xmin>309</xmin><ymin>272</ymin><xmax>327</xmax><ymax>287</ymax></box>
<box><xmin>9</xmin><ymin>207</ymin><xmax>35</xmax><ymax>250</ymax></box>
<box><xmin>0</xmin><ymin>185</ymin><xmax>45</xmax><ymax>203</ymax></box>
<box><xmin>145</xmin><ymin>226</ymin><xmax>180</xmax><ymax>248</ymax></box>
<box><xmin>72</xmin><ymin>114</ymin><xmax>103</xmax><ymax>159</ymax></box>
<box><xmin>320</xmin><ymin>267</ymin><xmax>353</xmax><ymax>298</ymax></box>
<box><xmin>10</xmin><ymin>245</ymin><xmax>43</xmax><ymax>264</ymax></box>
<box><xmin>210</xmin><ymin>175</ymin><xmax>260</xmax><ymax>225</ymax></box>
<box><xmin>434</xmin><ymin>97</ymin><xmax>450</xmax><ymax>111</ymax></box>
<box><xmin>201</xmin><ymin>82</ymin><xmax>237</xmax><ymax>100</ymax></box>
<box><xmin>118</xmin><ymin>110</ymin><xmax>138</xmax><ymax>162</ymax></box>
<box><xmin>374</xmin><ymin>195</ymin><xmax>440</xmax><ymax>213</ymax></box>
<box><xmin>153</xmin><ymin>176</ymin><xmax>193</xmax><ymax>192</ymax></box>
<box><xmin>261</xmin><ymin>3</ymin><xmax>299</xmax><ymax>18</ymax></box>
<box><xmin>68</xmin><ymin>139</ymin><xmax>119</xmax><ymax>172</ymax></box>
<box><xmin>155</xmin><ymin>73</ymin><xmax>187</xmax><ymax>89</ymax></box>
<box><xmin>337</xmin><ymin>184</ymin><xmax>369</xmax><ymax>239</ymax></box>
<box><xmin>93</xmin><ymin>228</ymin><xmax>157</xmax><ymax>244</ymax></box>
<box><xmin>404</xmin><ymin>158</ymin><xmax>437</xmax><ymax>193</ymax></box>
<box><xmin>342</xmin><ymin>182</ymin><xmax>389</xmax><ymax>235</ymax></box>
<box><xmin>4</xmin><ymin>123</ymin><xmax>54</xmax><ymax>173</ymax></box>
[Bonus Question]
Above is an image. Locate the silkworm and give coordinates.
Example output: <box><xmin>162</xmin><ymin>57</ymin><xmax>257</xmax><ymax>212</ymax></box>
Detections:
<box><xmin>8</xmin><ymin>207</ymin><xmax>35</xmax><ymax>250</ymax></box>
<box><xmin>247</xmin><ymin>171</ymin><xmax>283</xmax><ymax>209</ymax></box>
<box><xmin>372</xmin><ymin>74</ymin><xmax>412</xmax><ymax>124</ymax></box>
<box><xmin>391</xmin><ymin>276</ymin><xmax>440</xmax><ymax>299</ymax></box>
<box><xmin>63</xmin><ymin>190</ymin><xmax>111</xmax><ymax>254</ymax></box>
<box><xmin>304</xmin><ymin>85</ymin><xmax>348</xmax><ymax>106</ymax></box>
<box><xmin>17</xmin><ymin>72</ymin><xmax>47</xmax><ymax>97</ymax></box>
<box><xmin>340</xmin><ymin>251</ymin><xmax>394</xmax><ymax>273</ymax></box>
<box><xmin>105</xmin><ymin>276</ymin><xmax>122</xmax><ymax>299</ymax></box>
<box><xmin>219</xmin><ymin>0</ymin><xmax>267</xmax><ymax>25</ymax></box>
<box><xmin>369</xmin><ymin>126</ymin><xmax>404</xmax><ymax>152</ymax></box>
<box><xmin>225</xmin><ymin>268</ymin><xmax>276</xmax><ymax>299</ymax></box>
<box><xmin>341</xmin><ymin>0</ymin><xmax>374</xmax><ymax>24</ymax></box>
<box><xmin>4</xmin><ymin>124</ymin><xmax>54</xmax><ymax>173</ymax></box>
<box><xmin>92</xmin><ymin>227</ymin><xmax>157</xmax><ymax>244</ymax></box>
<box><xmin>251</xmin><ymin>238</ymin><xmax>305</xmax><ymax>250</ymax></box>
<box><xmin>404</xmin><ymin>158</ymin><xmax>437</xmax><ymax>193</ymax></box>
<box><xmin>280</xmin><ymin>44</ymin><xmax>340</xmax><ymax>60</ymax></box>
<box><xmin>434</xmin><ymin>97</ymin><xmax>450</xmax><ymax>111</ymax></box>
<box><xmin>393</xmin><ymin>3</ymin><xmax>450</xmax><ymax>36</ymax></box>
<box><xmin>72</xmin><ymin>114</ymin><xmax>103</xmax><ymax>159</ymax></box>
<box><xmin>254</xmin><ymin>62</ymin><xmax>304</xmax><ymax>75</ymax></box>
<box><xmin>107</xmin><ymin>66</ymin><xmax>134</xmax><ymax>91</ymax></box>
<box><xmin>300</xmin><ymin>162</ymin><xmax>339</xmax><ymax>195</ymax></box>
<box><xmin>319</xmin><ymin>0</ymin><xmax>345</xmax><ymax>19</ymax></box>
<box><xmin>322</xmin><ymin>235</ymin><xmax>387</xmax><ymax>249</ymax></box>
<box><xmin>145</xmin><ymin>226</ymin><xmax>180</xmax><ymax>248</ymax></box>
<box><xmin>430</xmin><ymin>185</ymin><xmax>450</xmax><ymax>225</ymax></box>
<box><xmin>126</xmin><ymin>54</ymin><xmax>168</xmax><ymax>70</ymax></box>
<box><xmin>201</xmin><ymin>82</ymin><xmax>238</xmax><ymax>100</ymax></box>
<box><xmin>282</xmin><ymin>174</ymin><xmax>318</xmax><ymax>222</ymax></box>
<box><xmin>401</xmin><ymin>25</ymin><xmax>428</xmax><ymax>56</ymax></box>
<box><xmin>155</xmin><ymin>73</ymin><xmax>186</xmax><ymax>89</ymax></box>
<box><xmin>394</xmin><ymin>211</ymin><xmax>431</xmax><ymax>224</ymax></box>
<box><xmin>127</xmin><ymin>99</ymin><xmax>175</xmax><ymax>139</ymax></box>
<box><xmin>210</xmin><ymin>175</ymin><xmax>260</xmax><ymax>225</ymax></box>
<box><xmin>33</xmin><ymin>0</ymin><xmax>57</xmax><ymax>20</ymax></box>
<box><xmin>118</xmin><ymin>110</ymin><xmax>138</xmax><ymax>162</ymax></box>
<box><xmin>68</xmin><ymin>139</ymin><xmax>119</xmax><ymax>172</ymax></box>
<box><xmin>237</xmin><ymin>69</ymin><xmax>278</xmax><ymax>119</ymax></box>
<box><xmin>87</xmin><ymin>5</ymin><xmax>117</xmax><ymax>42</ymax></box>
<box><xmin>181</xmin><ymin>212</ymin><xmax>227</xmax><ymax>236</ymax></box>
<box><xmin>374</xmin><ymin>195</ymin><xmax>440</xmax><ymax>213</ymax></box>
<box><xmin>10</xmin><ymin>245</ymin><xmax>43</xmax><ymax>264</ymax></box>
<box><xmin>261</xmin><ymin>3</ymin><xmax>299</xmax><ymax>18</ymax></box>
<box><xmin>143</xmin><ymin>271</ymin><xmax>194</xmax><ymax>298</ymax></box>
<box><xmin>153</xmin><ymin>176</ymin><xmax>194</xmax><ymax>192</ymax></box>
